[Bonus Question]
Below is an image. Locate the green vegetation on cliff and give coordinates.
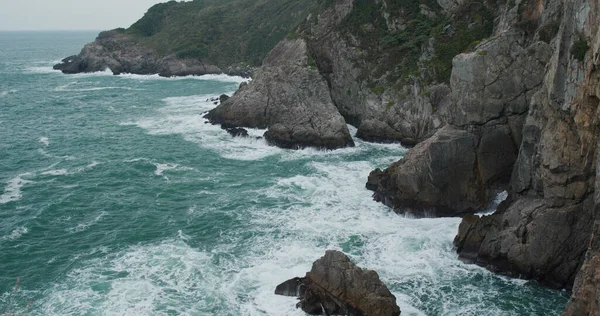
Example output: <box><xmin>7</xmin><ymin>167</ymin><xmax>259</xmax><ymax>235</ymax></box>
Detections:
<box><xmin>121</xmin><ymin>0</ymin><xmax>314</xmax><ymax>67</ymax></box>
<box><xmin>316</xmin><ymin>0</ymin><xmax>495</xmax><ymax>85</ymax></box>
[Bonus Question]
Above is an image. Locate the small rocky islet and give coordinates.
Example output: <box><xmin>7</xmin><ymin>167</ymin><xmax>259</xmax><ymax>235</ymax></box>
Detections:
<box><xmin>54</xmin><ymin>0</ymin><xmax>600</xmax><ymax>314</ymax></box>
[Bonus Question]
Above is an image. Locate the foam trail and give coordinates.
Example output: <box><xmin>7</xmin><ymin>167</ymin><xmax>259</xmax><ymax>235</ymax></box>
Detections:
<box><xmin>128</xmin><ymin>96</ymin><xmax>408</xmax><ymax>162</ymax></box>
<box><xmin>67</xmin><ymin>212</ymin><xmax>107</xmax><ymax>233</ymax></box>
<box><xmin>40</xmin><ymin>169</ymin><xmax>69</xmax><ymax>176</ymax></box>
<box><xmin>125</xmin><ymin>94</ymin><xmax>281</xmax><ymax>161</ymax></box>
<box><xmin>0</xmin><ymin>173</ymin><xmax>33</xmax><ymax>204</ymax></box>
<box><xmin>0</xmin><ymin>89</ymin><xmax>17</xmax><ymax>97</ymax></box>
<box><xmin>39</xmin><ymin>137</ymin><xmax>50</xmax><ymax>146</ymax></box>
<box><xmin>1</xmin><ymin>227</ymin><xmax>28</xmax><ymax>242</ymax></box>
<box><xmin>153</xmin><ymin>163</ymin><xmax>194</xmax><ymax>176</ymax></box>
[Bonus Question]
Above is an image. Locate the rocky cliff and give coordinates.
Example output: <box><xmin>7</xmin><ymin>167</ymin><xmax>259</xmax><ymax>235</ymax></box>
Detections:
<box><xmin>205</xmin><ymin>38</ymin><xmax>354</xmax><ymax>149</ymax></box>
<box><xmin>207</xmin><ymin>0</ymin><xmax>502</xmax><ymax>149</ymax></box>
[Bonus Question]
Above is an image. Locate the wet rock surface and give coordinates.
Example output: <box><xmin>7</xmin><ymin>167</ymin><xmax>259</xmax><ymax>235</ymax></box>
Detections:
<box><xmin>275</xmin><ymin>250</ymin><xmax>400</xmax><ymax>316</ymax></box>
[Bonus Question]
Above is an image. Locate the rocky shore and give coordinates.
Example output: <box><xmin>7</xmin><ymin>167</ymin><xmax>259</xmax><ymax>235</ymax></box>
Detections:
<box><xmin>57</xmin><ymin>0</ymin><xmax>600</xmax><ymax>313</ymax></box>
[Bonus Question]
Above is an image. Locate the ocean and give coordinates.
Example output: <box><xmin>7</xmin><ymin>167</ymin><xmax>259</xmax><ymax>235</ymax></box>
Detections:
<box><xmin>0</xmin><ymin>31</ymin><xmax>568</xmax><ymax>315</ymax></box>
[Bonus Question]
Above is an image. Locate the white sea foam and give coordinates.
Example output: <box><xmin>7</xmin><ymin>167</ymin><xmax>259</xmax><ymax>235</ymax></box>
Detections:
<box><xmin>126</xmin><ymin>95</ymin><xmax>408</xmax><ymax>162</ymax></box>
<box><xmin>153</xmin><ymin>163</ymin><xmax>194</xmax><ymax>176</ymax></box>
<box><xmin>124</xmin><ymin>94</ymin><xmax>282</xmax><ymax>161</ymax></box>
<box><xmin>67</xmin><ymin>212</ymin><xmax>107</xmax><ymax>234</ymax></box>
<box><xmin>34</xmin><ymin>154</ymin><xmax>529</xmax><ymax>315</ymax></box>
<box><xmin>0</xmin><ymin>89</ymin><xmax>17</xmax><ymax>97</ymax></box>
<box><xmin>0</xmin><ymin>173</ymin><xmax>33</xmax><ymax>204</ymax></box>
<box><xmin>115</xmin><ymin>72</ymin><xmax>250</xmax><ymax>84</ymax></box>
<box><xmin>38</xmin><ymin>66</ymin><xmax>249</xmax><ymax>83</ymax></box>
<box><xmin>40</xmin><ymin>169</ymin><xmax>69</xmax><ymax>176</ymax></box>
<box><xmin>55</xmin><ymin>84</ymin><xmax>143</xmax><ymax>92</ymax></box>
<box><xmin>1</xmin><ymin>227</ymin><xmax>28</xmax><ymax>241</ymax></box>
<box><xmin>24</xmin><ymin>66</ymin><xmax>58</xmax><ymax>74</ymax></box>
<box><xmin>39</xmin><ymin>137</ymin><xmax>50</xmax><ymax>146</ymax></box>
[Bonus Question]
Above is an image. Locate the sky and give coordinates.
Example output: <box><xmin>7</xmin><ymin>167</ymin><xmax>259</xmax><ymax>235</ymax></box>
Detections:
<box><xmin>0</xmin><ymin>0</ymin><xmax>172</xmax><ymax>31</ymax></box>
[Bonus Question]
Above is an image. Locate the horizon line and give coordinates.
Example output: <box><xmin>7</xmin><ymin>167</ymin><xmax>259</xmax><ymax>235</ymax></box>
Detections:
<box><xmin>0</xmin><ymin>29</ymin><xmax>109</xmax><ymax>32</ymax></box>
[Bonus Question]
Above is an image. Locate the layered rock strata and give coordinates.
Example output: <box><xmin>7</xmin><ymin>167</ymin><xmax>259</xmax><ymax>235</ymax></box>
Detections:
<box><xmin>275</xmin><ymin>250</ymin><xmax>400</xmax><ymax>316</ymax></box>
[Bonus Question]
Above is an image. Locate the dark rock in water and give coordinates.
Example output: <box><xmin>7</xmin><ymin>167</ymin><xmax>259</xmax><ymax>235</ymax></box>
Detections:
<box><xmin>224</xmin><ymin>127</ymin><xmax>249</xmax><ymax>138</ymax></box>
<box><xmin>368</xmin><ymin>126</ymin><xmax>485</xmax><ymax>217</ymax></box>
<box><xmin>275</xmin><ymin>250</ymin><xmax>400</xmax><ymax>316</ymax></box>
<box><xmin>219</xmin><ymin>94</ymin><xmax>229</xmax><ymax>104</ymax></box>
<box><xmin>274</xmin><ymin>277</ymin><xmax>304</xmax><ymax>297</ymax></box>
<box><xmin>204</xmin><ymin>38</ymin><xmax>354</xmax><ymax>150</ymax></box>
<box><xmin>366</xmin><ymin>169</ymin><xmax>383</xmax><ymax>191</ymax></box>
<box><xmin>213</xmin><ymin>101</ymin><xmax>218</xmax><ymax>105</ymax></box>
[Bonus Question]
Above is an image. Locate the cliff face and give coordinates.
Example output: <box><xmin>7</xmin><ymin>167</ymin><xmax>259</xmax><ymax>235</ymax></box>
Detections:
<box><xmin>453</xmin><ymin>0</ymin><xmax>600</xmax><ymax>293</ymax></box>
<box><xmin>368</xmin><ymin>0</ymin><xmax>553</xmax><ymax>215</ymax></box>
<box><xmin>208</xmin><ymin>0</ymin><xmax>503</xmax><ymax>149</ymax></box>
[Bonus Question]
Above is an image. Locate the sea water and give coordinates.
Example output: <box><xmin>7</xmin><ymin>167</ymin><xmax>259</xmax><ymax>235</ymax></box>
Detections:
<box><xmin>0</xmin><ymin>31</ymin><xmax>568</xmax><ymax>315</ymax></box>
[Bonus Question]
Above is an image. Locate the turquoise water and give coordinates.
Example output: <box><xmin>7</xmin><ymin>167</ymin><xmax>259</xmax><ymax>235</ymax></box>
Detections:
<box><xmin>0</xmin><ymin>31</ymin><xmax>568</xmax><ymax>315</ymax></box>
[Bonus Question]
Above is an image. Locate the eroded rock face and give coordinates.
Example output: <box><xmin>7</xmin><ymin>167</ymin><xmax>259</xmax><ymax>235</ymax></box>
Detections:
<box><xmin>369</xmin><ymin>126</ymin><xmax>483</xmax><ymax>217</ymax></box>
<box><xmin>275</xmin><ymin>250</ymin><xmax>400</xmax><ymax>316</ymax></box>
<box><xmin>53</xmin><ymin>30</ymin><xmax>242</xmax><ymax>77</ymax></box>
<box><xmin>305</xmin><ymin>0</ymin><xmax>443</xmax><ymax>145</ymax></box>
<box><xmin>205</xmin><ymin>38</ymin><xmax>354</xmax><ymax>150</ymax></box>
<box><xmin>456</xmin><ymin>0</ymin><xmax>600</xmax><ymax>293</ymax></box>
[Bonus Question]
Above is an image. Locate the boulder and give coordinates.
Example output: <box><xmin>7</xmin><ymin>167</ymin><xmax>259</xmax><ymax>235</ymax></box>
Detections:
<box><xmin>368</xmin><ymin>125</ymin><xmax>485</xmax><ymax>217</ymax></box>
<box><xmin>275</xmin><ymin>250</ymin><xmax>400</xmax><ymax>316</ymax></box>
<box><xmin>205</xmin><ymin>38</ymin><xmax>354</xmax><ymax>150</ymax></box>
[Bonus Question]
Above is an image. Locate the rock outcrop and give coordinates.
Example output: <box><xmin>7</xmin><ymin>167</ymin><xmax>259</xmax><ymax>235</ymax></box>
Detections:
<box><xmin>53</xmin><ymin>31</ymin><xmax>226</xmax><ymax>77</ymax></box>
<box><xmin>205</xmin><ymin>39</ymin><xmax>354</xmax><ymax>149</ymax></box>
<box><xmin>454</xmin><ymin>0</ymin><xmax>600</xmax><ymax>292</ymax></box>
<box><xmin>275</xmin><ymin>250</ymin><xmax>400</xmax><ymax>316</ymax></box>
<box><xmin>368</xmin><ymin>25</ymin><xmax>550</xmax><ymax>216</ymax></box>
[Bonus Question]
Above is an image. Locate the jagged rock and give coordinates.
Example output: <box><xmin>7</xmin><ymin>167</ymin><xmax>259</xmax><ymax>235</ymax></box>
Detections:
<box><xmin>455</xmin><ymin>196</ymin><xmax>594</xmax><ymax>288</ymax></box>
<box><xmin>275</xmin><ymin>250</ymin><xmax>400</xmax><ymax>316</ymax></box>
<box><xmin>306</xmin><ymin>0</ymin><xmax>442</xmax><ymax>144</ymax></box>
<box><xmin>219</xmin><ymin>94</ymin><xmax>230</xmax><ymax>104</ymax></box>
<box><xmin>368</xmin><ymin>125</ymin><xmax>484</xmax><ymax>217</ymax></box>
<box><xmin>355</xmin><ymin>119</ymin><xmax>411</xmax><ymax>145</ymax></box>
<box><xmin>447</xmin><ymin>33</ymin><xmax>551</xmax><ymax>127</ymax></box>
<box><xmin>224</xmin><ymin>127</ymin><xmax>249</xmax><ymax>138</ymax></box>
<box><xmin>368</xmin><ymin>7</ymin><xmax>550</xmax><ymax>217</ymax></box>
<box><xmin>456</xmin><ymin>0</ymin><xmax>600</xmax><ymax>295</ymax></box>
<box><xmin>366</xmin><ymin>168</ymin><xmax>384</xmax><ymax>191</ymax></box>
<box><xmin>205</xmin><ymin>38</ymin><xmax>354</xmax><ymax>150</ymax></box>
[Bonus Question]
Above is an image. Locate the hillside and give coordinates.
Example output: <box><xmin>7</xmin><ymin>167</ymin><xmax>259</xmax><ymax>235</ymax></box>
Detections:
<box><xmin>123</xmin><ymin>0</ymin><xmax>315</xmax><ymax>67</ymax></box>
<box><xmin>54</xmin><ymin>0</ymin><xmax>315</xmax><ymax>76</ymax></box>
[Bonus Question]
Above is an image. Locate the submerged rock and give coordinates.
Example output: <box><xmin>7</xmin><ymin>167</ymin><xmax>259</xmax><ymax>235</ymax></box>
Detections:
<box><xmin>275</xmin><ymin>250</ymin><xmax>400</xmax><ymax>316</ymax></box>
